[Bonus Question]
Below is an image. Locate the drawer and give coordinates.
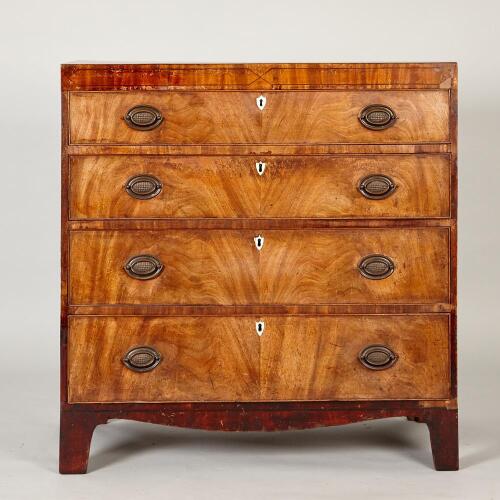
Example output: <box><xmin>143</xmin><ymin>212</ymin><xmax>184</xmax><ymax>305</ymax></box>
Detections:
<box><xmin>67</xmin><ymin>315</ymin><xmax>451</xmax><ymax>403</ymax></box>
<box><xmin>69</xmin><ymin>90</ymin><xmax>449</xmax><ymax>145</ymax></box>
<box><xmin>69</xmin><ymin>154</ymin><xmax>451</xmax><ymax>219</ymax></box>
<box><xmin>69</xmin><ymin>228</ymin><xmax>449</xmax><ymax>305</ymax></box>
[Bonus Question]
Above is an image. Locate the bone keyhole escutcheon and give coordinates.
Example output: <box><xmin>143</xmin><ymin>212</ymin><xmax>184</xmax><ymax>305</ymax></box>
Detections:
<box><xmin>256</xmin><ymin>321</ymin><xmax>265</xmax><ymax>337</ymax></box>
<box><xmin>256</xmin><ymin>95</ymin><xmax>267</xmax><ymax>110</ymax></box>
<box><xmin>256</xmin><ymin>161</ymin><xmax>266</xmax><ymax>176</ymax></box>
<box><xmin>254</xmin><ymin>234</ymin><xmax>264</xmax><ymax>251</ymax></box>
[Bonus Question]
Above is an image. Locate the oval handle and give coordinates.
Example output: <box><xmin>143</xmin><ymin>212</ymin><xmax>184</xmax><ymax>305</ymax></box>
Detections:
<box><xmin>124</xmin><ymin>105</ymin><xmax>163</xmax><ymax>130</ymax></box>
<box><xmin>123</xmin><ymin>346</ymin><xmax>161</xmax><ymax>372</ymax></box>
<box><xmin>359</xmin><ymin>174</ymin><xmax>396</xmax><ymax>200</ymax></box>
<box><xmin>124</xmin><ymin>255</ymin><xmax>163</xmax><ymax>280</ymax></box>
<box><xmin>358</xmin><ymin>254</ymin><xmax>395</xmax><ymax>280</ymax></box>
<box><xmin>125</xmin><ymin>175</ymin><xmax>162</xmax><ymax>200</ymax></box>
<box><xmin>359</xmin><ymin>104</ymin><xmax>397</xmax><ymax>130</ymax></box>
<box><xmin>359</xmin><ymin>345</ymin><xmax>398</xmax><ymax>370</ymax></box>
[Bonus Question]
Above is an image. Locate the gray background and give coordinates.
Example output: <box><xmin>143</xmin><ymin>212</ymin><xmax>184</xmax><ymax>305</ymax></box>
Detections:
<box><xmin>0</xmin><ymin>0</ymin><xmax>499</xmax><ymax>498</ymax></box>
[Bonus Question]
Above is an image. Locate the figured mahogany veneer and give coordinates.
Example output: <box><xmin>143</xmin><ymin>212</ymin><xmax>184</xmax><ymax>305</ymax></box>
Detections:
<box><xmin>69</xmin><ymin>90</ymin><xmax>449</xmax><ymax>145</ymax></box>
<box><xmin>61</xmin><ymin>63</ymin><xmax>456</xmax><ymax>91</ymax></box>
<box><xmin>69</xmin><ymin>228</ymin><xmax>449</xmax><ymax>305</ymax></box>
<box><xmin>69</xmin><ymin>155</ymin><xmax>451</xmax><ymax>220</ymax></box>
<box><xmin>60</xmin><ymin>63</ymin><xmax>458</xmax><ymax>473</ymax></box>
<box><xmin>68</xmin><ymin>315</ymin><xmax>450</xmax><ymax>403</ymax></box>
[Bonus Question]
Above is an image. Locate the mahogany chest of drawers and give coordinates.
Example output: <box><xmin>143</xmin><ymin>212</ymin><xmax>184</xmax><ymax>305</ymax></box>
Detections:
<box><xmin>60</xmin><ymin>63</ymin><xmax>458</xmax><ymax>473</ymax></box>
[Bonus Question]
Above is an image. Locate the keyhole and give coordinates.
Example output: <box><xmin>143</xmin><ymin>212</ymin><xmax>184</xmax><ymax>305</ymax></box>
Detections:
<box><xmin>256</xmin><ymin>321</ymin><xmax>265</xmax><ymax>337</ymax></box>
<box><xmin>256</xmin><ymin>161</ymin><xmax>266</xmax><ymax>176</ymax></box>
<box><xmin>256</xmin><ymin>95</ymin><xmax>266</xmax><ymax>110</ymax></box>
<box><xmin>259</xmin><ymin>98</ymin><xmax>263</xmax><ymax>107</ymax></box>
<box><xmin>254</xmin><ymin>234</ymin><xmax>264</xmax><ymax>251</ymax></box>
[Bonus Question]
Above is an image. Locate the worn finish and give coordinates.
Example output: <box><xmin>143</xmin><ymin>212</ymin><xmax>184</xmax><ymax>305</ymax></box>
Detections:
<box><xmin>67</xmin><ymin>143</ymin><xmax>451</xmax><ymax>156</ymax></box>
<box><xmin>67</xmin><ymin>304</ymin><xmax>454</xmax><ymax>316</ymax></box>
<box><xmin>70</xmin><ymin>154</ymin><xmax>450</xmax><ymax>220</ymax></box>
<box><xmin>68</xmin><ymin>218</ymin><xmax>455</xmax><ymax>230</ymax></box>
<box><xmin>68</xmin><ymin>316</ymin><xmax>260</xmax><ymax>403</ymax></box>
<box><xmin>68</xmin><ymin>315</ymin><xmax>449</xmax><ymax>402</ymax></box>
<box><xmin>59</xmin><ymin>406</ymin><xmax>457</xmax><ymax>473</ymax></box>
<box><xmin>61</xmin><ymin>63</ymin><xmax>456</xmax><ymax>91</ymax></box>
<box><xmin>60</xmin><ymin>63</ymin><xmax>458</xmax><ymax>473</ymax></box>
<box><xmin>259</xmin><ymin>315</ymin><xmax>450</xmax><ymax>401</ymax></box>
<box><xmin>69</xmin><ymin>90</ymin><xmax>450</xmax><ymax>145</ymax></box>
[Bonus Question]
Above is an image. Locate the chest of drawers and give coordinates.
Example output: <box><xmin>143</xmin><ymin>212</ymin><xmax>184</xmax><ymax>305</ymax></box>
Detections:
<box><xmin>59</xmin><ymin>63</ymin><xmax>458</xmax><ymax>473</ymax></box>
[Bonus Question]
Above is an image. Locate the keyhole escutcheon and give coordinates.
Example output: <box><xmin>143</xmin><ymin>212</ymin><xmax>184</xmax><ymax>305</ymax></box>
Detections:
<box><xmin>254</xmin><ymin>234</ymin><xmax>264</xmax><ymax>251</ymax></box>
<box><xmin>256</xmin><ymin>321</ymin><xmax>265</xmax><ymax>337</ymax></box>
<box><xmin>256</xmin><ymin>161</ymin><xmax>266</xmax><ymax>176</ymax></box>
<box><xmin>256</xmin><ymin>95</ymin><xmax>267</xmax><ymax>111</ymax></box>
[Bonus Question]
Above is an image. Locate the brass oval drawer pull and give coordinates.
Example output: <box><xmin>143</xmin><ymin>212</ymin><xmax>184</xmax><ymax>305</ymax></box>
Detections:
<box><xmin>125</xmin><ymin>175</ymin><xmax>162</xmax><ymax>199</ymax></box>
<box><xmin>358</xmin><ymin>174</ymin><xmax>396</xmax><ymax>200</ymax></box>
<box><xmin>359</xmin><ymin>104</ymin><xmax>397</xmax><ymax>130</ymax></box>
<box><xmin>124</xmin><ymin>105</ymin><xmax>163</xmax><ymax>130</ymax></box>
<box><xmin>123</xmin><ymin>346</ymin><xmax>161</xmax><ymax>372</ymax></box>
<box><xmin>359</xmin><ymin>345</ymin><xmax>398</xmax><ymax>370</ymax></box>
<box><xmin>124</xmin><ymin>255</ymin><xmax>163</xmax><ymax>280</ymax></box>
<box><xmin>358</xmin><ymin>254</ymin><xmax>395</xmax><ymax>280</ymax></box>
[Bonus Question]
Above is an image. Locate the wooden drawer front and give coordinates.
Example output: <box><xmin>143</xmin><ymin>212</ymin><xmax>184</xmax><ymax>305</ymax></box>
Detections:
<box><xmin>69</xmin><ymin>230</ymin><xmax>259</xmax><ymax>305</ymax></box>
<box><xmin>69</xmin><ymin>228</ymin><xmax>448</xmax><ymax>305</ymax></box>
<box><xmin>67</xmin><ymin>315</ymin><xmax>450</xmax><ymax>403</ymax></box>
<box><xmin>69</xmin><ymin>155</ymin><xmax>450</xmax><ymax>220</ymax></box>
<box><xmin>261</xmin><ymin>228</ymin><xmax>449</xmax><ymax>304</ymax></box>
<box><xmin>69</xmin><ymin>90</ymin><xmax>449</xmax><ymax>145</ymax></box>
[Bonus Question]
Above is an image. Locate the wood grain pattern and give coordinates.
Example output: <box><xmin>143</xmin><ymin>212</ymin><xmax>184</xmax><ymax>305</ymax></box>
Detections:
<box><xmin>61</xmin><ymin>63</ymin><xmax>456</xmax><ymax>91</ymax></box>
<box><xmin>69</xmin><ymin>218</ymin><xmax>455</xmax><ymax>230</ymax></box>
<box><xmin>262</xmin><ymin>91</ymin><xmax>449</xmax><ymax>144</ymax></box>
<box><xmin>260</xmin><ymin>315</ymin><xmax>450</xmax><ymax>400</ymax></box>
<box><xmin>67</xmin><ymin>143</ymin><xmax>451</xmax><ymax>155</ymax></box>
<box><xmin>68</xmin><ymin>316</ymin><xmax>260</xmax><ymax>403</ymax></box>
<box><xmin>263</xmin><ymin>155</ymin><xmax>450</xmax><ymax>218</ymax></box>
<box><xmin>69</xmin><ymin>156</ymin><xmax>260</xmax><ymax>219</ymax></box>
<box><xmin>67</xmin><ymin>314</ymin><xmax>449</xmax><ymax>402</ymax></box>
<box><xmin>69</xmin><ymin>154</ymin><xmax>450</xmax><ymax>220</ymax></box>
<box><xmin>260</xmin><ymin>228</ymin><xmax>449</xmax><ymax>304</ymax></box>
<box><xmin>69</xmin><ymin>230</ymin><xmax>259</xmax><ymax>305</ymax></box>
<box><xmin>69</xmin><ymin>228</ymin><xmax>449</xmax><ymax>305</ymax></box>
<box><xmin>68</xmin><ymin>304</ymin><xmax>454</xmax><ymax>316</ymax></box>
<box><xmin>69</xmin><ymin>90</ymin><xmax>449</xmax><ymax>145</ymax></box>
<box><xmin>60</xmin><ymin>63</ymin><xmax>459</xmax><ymax>472</ymax></box>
